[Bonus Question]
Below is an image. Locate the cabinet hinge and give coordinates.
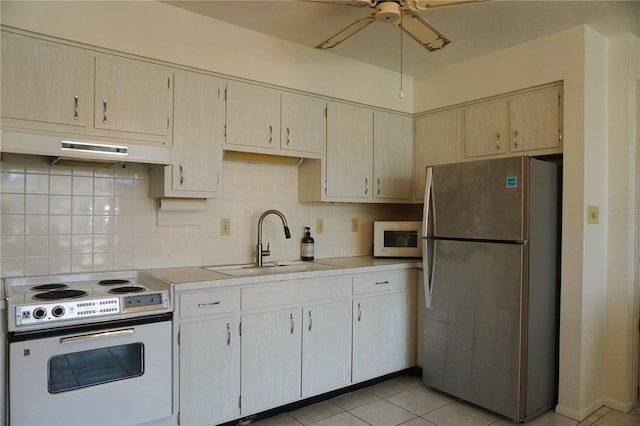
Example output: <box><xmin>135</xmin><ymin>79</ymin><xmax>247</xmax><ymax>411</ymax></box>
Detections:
<box><xmin>224</xmin><ymin>87</ymin><xmax>228</xmax><ymax>101</ymax></box>
<box><xmin>168</xmin><ymin>77</ymin><xmax>171</xmax><ymax>90</ymax></box>
<box><xmin>177</xmin><ymin>330</ymin><xmax>180</xmax><ymax>346</ymax></box>
<box><xmin>323</xmin><ymin>181</ymin><xmax>327</xmax><ymax>193</ymax></box>
<box><xmin>224</xmin><ymin>125</ymin><xmax>227</xmax><ymax>138</ymax></box>
<box><xmin>239</xmin><ymin>322</ymin><xmax>242</xmax><ymax>336</ymax></box>
<box><xmin>324</xmin><ymin>107</ymin><xmax>327</xmax><ymax>118</ymax></box>
<box><xmin>558</xmin><ymin>93</ymin><xmax>561</xmax><ymax>106</ymax></box>
<box><xmin>239</xmin><ymin>395</ymin><xmax>242</xmax><ymax>409</ymax></box>
<box><xmin>177</xmin><ymin>412</ymin><xmax>180</xmax><ymax>425</ymax></box>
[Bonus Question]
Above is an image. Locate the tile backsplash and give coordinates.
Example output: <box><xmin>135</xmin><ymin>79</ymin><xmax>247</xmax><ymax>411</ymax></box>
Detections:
<box><xmin>1</xmin><ymin>154</ymin><xmax>419</xmax><ymax>277</ymax></box>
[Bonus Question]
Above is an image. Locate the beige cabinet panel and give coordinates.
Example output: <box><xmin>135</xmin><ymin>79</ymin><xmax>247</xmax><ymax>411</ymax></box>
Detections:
<box><xmin>225</xmin><ymin>80</ymin><xmax>280</xmax><ymax>149</ymax></box>
<box><xmin>463</xmin><ymin>99</ymin><xmax>508</xmax><ymax>158</ymax></box>
<box><xmin>326</xmin><ymin>102</ymin><xmax>373</xmax><ymax>199</ymax></box>
<box><xmin>94</xmin><ymin>55</ymin><xmax>172</xmax><ymax>138</ymax></box>
<box><xmin>1</xmin><ymin>33</ymin><xmax>93</xmax><ymax>127</ymax></box>
<box><xmin>414</xmin><ymin>109</ymin><xmax>460</xmax><ymax>202</ymax></box>
<box><xmin>241</xmin><ymin>308</ymin><xmax>301</xmax><ymax>415</ymax></box>
<box><xmin>281</xmin><ymin>92</ymin><xmax>326</xmax><ymax>154</ymax></box>
<box><xmin>302</xmin><ymin>301</ymin><xmax>351</xmax><ymax>397</ymax></box>
<box><xmin>509</xmin><ymin>86</ymin><xmax>562</xmax><ymax>152</ymax></box>
<box><xmin>373</xmin><ymin>111</ymin><xmax>412</xmax><ymax>200</ymax></box>
<box><xmin>179</xmin><ymin>317</ymin><xmax>240</xmax><ymax>425</ymax></box>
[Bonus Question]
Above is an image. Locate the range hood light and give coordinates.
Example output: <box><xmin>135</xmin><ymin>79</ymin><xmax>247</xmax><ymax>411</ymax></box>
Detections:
<box><xmin>223</xmin><ymin>151</ymin><xmax>303</xmax><ymax>166</ymax></box>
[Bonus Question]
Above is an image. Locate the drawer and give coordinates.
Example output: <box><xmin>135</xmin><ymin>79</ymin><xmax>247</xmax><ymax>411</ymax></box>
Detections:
<box><xmin>242</xmin><ymin>276</ymin><xmax>350</xmax><ymax>311</ymax></box>
<box><xmin>353</xmin><ymin>269</ymin><xmax>416</xmax><ymax>296</ymax></box>
<box><xmin>179</xmin><ymin>288</ymin><xmax>240</xmax><ymax>318</ymax></box>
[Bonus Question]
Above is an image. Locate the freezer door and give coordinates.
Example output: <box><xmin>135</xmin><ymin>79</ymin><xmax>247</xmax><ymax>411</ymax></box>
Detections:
<box><xmin>431</xmin><ymin>156</ymin><xmax>526</xmax><ymax>241</ymax></box>
<box><xmin>423</xmin><ymin>239</ymin><xmax>526</xmax><ymax>421</ymax></box>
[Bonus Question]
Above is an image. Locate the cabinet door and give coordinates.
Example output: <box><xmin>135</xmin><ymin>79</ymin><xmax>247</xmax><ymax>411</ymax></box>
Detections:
<box><xmin>241</xmin><ymin>308</ymin><xmax>301</xmax><ymax>415</ymax></box>
<box><xmin>94</xmin><ymin>56</ymin><xmax>172</xmax><ymax>138</ymax></box>
<box><xmin>463</xmin><ymin>99</ymin><xmax>508</xmax><ymax>158</ymax></box>
<box><xmin>302</xmin><ymin>301</ymin><xmax>351</xmax><ymax>398</ymax></box>
<box><xmin>414</xmin><ymin>110</ymin><xmax>459</xmax><ymax>202</ymax></box>
<box><xmin>225</xmin><ymin>80</ymin><xmax>280</xmax><ymax>149</ymax></box>
<box><xmin>179</xmin><ymin>317</ymin><xmax>240</xmax><ymax>425</ymax></box>
<box><xmin>509</xmin><ymin>86</ymin><xmax>562</xmax><ymax>152</ymax></box>
<box><xmin>326</xmin><ymin>102</ymin><xmax>373</xmax><ymax>199</ymax></box>
<box><xmin>1</xmin><ymin>33</ymin><xmax>93</xmax><ymax>127</ymax></box>
<box><xmin>281</xmin><ymin>92</ymin><xmax>326</xmax><ymax>154</ymax></box>
<box><xmin>171</xmin><ymin>71</ymin><xmax>224</xmax><ymax>194</ymax></box>
<box><xmin>373</xmin><ymin>111</ymin><xmax>412</xmax><ymax>200</ymax></box>
<box><xmin>352</xmin><ymin>292</ymin><xmax>414</xmax><ymax>382</ymax></box>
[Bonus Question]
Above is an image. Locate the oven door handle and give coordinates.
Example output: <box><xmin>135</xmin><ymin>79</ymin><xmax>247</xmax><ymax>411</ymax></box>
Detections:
<box><xmin>60</xmin><ymin>328</ymin><xmax>135</xmax><ymax>344</ymax></box>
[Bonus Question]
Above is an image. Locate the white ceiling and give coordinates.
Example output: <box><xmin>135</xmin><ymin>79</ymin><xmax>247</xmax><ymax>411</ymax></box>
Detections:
<box><xmin>163</xmin><ymin>0</ymin><xmax>640</xmax><ymax>78</ymax></box>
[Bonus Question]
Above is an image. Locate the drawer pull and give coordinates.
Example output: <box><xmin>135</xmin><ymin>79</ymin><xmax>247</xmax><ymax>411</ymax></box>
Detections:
<box><xmin>198</xmin><ymin>301</ymin><xmax>221</xmax><ymax>307</ymax></box>
<box><xmin>375</xmin><ymin>281</ymin><xmax>390</xmax><ymax>285</ymax></box>
<box><xmin>290</xmin><ymin>313</ymin><xmax>295</xmax><ymax>334</ymax></box>
<box><xmin>308</xmin><ymin>310</ymin><xmax>313</xmax><ymax>331</ymax></box>
<box><xmin>357</xmin><ymin>303</ymin><xmax>362</xmax><ymax>321</ymax></box>
<box><xmin>74</xmin><ymin>96</ymin><xmax>79</xmax><ymax>120</ymax></box>
<box><xmin>226</xmin><ymin>323</ymin><xmax>231</xmax><ymax>346</ymax></box>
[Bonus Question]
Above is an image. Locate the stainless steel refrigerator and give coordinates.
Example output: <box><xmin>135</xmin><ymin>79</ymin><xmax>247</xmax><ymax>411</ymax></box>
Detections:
<box><xmin>421</xmin><ymin>156</ymin><xmax>559</xmax><ymax>422</ymax></box>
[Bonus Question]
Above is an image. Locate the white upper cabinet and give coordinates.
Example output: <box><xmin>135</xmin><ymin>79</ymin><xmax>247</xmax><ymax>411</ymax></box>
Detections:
<box><xmin>373</xmin><ymin>111</ymin><xmax>413</xmax><ymax>201</ymax></box>
<box><xmin>325</xmin><ymin>102</ymin><xmax>374</xmax><ymax>200</ymax></box>
<box><xmin>1</xmin><ymin>32</ymin><xmax>93</xmax><ymax>128</ymax></box>
<box><xmin>281</xmin><ymin>92</ymin><xmax>326</xmax><ymax>155</ymax></box>
<box><xmin>509</xmin><ymin>86</ymin><xmax>562</xmax><ymax>152</ymax></box>
<box><xmin>225</xmin><ymin>80</ymin><xmax>281</xmax><ymax>150</ymax></box>
<box><xmin>463</xmin><ymin>98</ymin><xmax>509</xmax><ymax>158</ymax></box>
<box><xmin>413</xmin><ymin>109</ymin><xmax>460</xmax><ymax>202</ymax></box>
<box><xmin>94</xmin><ymin>55</ymin><xmax>173</xmax><ymax>138</ymax></box>
<box><xmin>150</xmin><ymin>71</ymin><xmax>224</xmax><ymax>198</ymax></box>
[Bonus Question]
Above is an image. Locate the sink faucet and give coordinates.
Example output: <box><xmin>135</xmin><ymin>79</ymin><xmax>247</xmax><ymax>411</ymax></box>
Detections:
<box><xmin>256</xmin><ymin>209</ymin><xmax>291</xmax><ymax>267</ymax></box>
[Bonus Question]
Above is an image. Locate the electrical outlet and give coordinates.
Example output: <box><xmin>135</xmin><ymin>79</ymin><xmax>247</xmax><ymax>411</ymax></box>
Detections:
<box><xmin>220</xmin><ymin>218</ymin><xmax>231</xmax><ymax>235</ymax></box>
<box><xmin>351</xmin><ymin>218</ymin><xmax>358</xmax><ymax>232</ymax></box>
<box><xmin>316</xmin><ymin>218</ymin><xmax>324</xmax><ymax>234</ymax></box>
<box><xmin>586</xmin><ymin>205</ymin><xmax>599</xmax><ymax>224</ymax></box>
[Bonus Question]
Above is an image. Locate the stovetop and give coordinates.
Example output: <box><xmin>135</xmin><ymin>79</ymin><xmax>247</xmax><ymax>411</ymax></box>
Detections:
<box><xmin>4</xmin><ymin>271</ymin><xmax>173</xmax><ymax>332</ymax></box>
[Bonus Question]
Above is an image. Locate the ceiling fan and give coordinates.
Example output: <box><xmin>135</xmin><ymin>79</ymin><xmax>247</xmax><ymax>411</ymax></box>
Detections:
<box><xmin>315</xmin><ymin>0</ymin><xmax>488</xmax><ymax>52</ymax></box>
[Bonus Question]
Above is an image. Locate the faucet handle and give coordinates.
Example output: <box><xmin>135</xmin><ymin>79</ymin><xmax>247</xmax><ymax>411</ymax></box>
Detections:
<box><xmin>262</xmin><ymin>242</ymin><xmax>271</xmax><ymax>257</ymax></box>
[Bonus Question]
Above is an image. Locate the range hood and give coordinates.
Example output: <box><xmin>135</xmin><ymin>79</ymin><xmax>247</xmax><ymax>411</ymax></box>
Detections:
<box><xmin>223</xmin><ymin>150</ymin><xmax>303</xmax><ymax>166</ymax></box>
<box><xmin>1</xmin><ymin>131</ymin><xmax>171</xmax><ymax>166</ymax></box>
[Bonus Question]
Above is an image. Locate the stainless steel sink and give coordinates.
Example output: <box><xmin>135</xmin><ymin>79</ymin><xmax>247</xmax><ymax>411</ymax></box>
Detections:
<box><xmin>204</xmin><ymin>260</ymin><xmax>335</xmax><ymax>277</ymax></box>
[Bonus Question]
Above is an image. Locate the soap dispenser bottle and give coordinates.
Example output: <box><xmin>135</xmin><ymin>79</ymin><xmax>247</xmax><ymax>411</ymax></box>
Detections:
<box><xmin>301</xmin><ymin>227</ymin><xmax>315</xmax><ymax>261</ymax></box>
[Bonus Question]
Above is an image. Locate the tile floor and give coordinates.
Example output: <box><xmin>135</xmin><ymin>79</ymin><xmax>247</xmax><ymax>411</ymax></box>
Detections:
<box><xmin>253</xmin><ymin>375</ymin><xmax>640</xmax><ymax>426</ymax></box>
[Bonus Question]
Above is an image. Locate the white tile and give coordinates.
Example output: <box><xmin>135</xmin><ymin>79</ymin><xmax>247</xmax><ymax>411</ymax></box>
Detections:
<box><xmin>253</xmin><ymin>413</ymin><xmax>302</xmax><ymax>426</ymax></box>
<box><xmin>49</xmin><ymin>215</ymin><xmax>71</xmax><ymax>235</ymax></box>
<box><xmin>72</xmin><ymin>196</ymin><xmax>94</xmax><ymax>215</ymax></box>
<box><xmin>1</xmin><ymin>193</ymin><xmax>25</xmax><ymax>214</ymax></box>
<box><xmin>72</xmin><ymin>215</ymin><xmax>93</xmax><ymax>234</ymax></box>
<box><xmin>350</xmin><ymin>399</ymin><xmax>417</xmax><ymax>426</ymax></box>
<box><xmin>25</xmin><ymin>194</ymin><xmax>49</xmax><ymax>214</ymax></box>
<box><xmin>93</xmin><ymin>253</ymin><xmax>114</xmax><ymax>271</ymax></box>
<box><xmin>114</xmin><ymin>216</ymin><xmax>134</xmax><ymax>234</ymax></box>
<box><xmin>332</xmin><ymin>389</ymin><xmax>380</xmax><ymax>411</ymax></box>
<box><xmin>367</xmin><ymin>378</ymin><xmax>412</xmax><ymax>398</ymax></box>
<box><xmin>71</xmin><ymin>254</ymin><xmax>93</xmax><ymax>273</ymax></box>
<box><xmin>1</xmin><ymin>215</ymin><xmax>25</xmax><ymax>235</ymax></box>
<box><xmin>399</xmin><ymin>417</ymin><xmax>438</xmax><ymax>426</ymax></box>
<box><xmin>421</xmin><ymin>402</ymin><xmax>495</xmax><ymax>426</ymax></box>
<box><xmin>93</xmin><ymin>235</ymin><xmax>114</xmax><ymax>253</ymax></box>
<box><xmin>25</xmin><ymin>235</ymin><xmax>49</xmax><ymax>256</ymax></box>
<box><xmin>385</xmin><ymin>387</ymin><xmax>452</xmax><ymax>416</ymax></box>
<box><xmin>1</xmin><ymin>236</ymin><xmax>24</xmax><ymax>257</ymax></box>
<box><xmin>1</xmin><ymin>172</ymin><xmax>25</xmax><ymax>193</ymax></box>
<box><xmin>115</xmin><ymin>178</ymin><xmax>135</xmax><ymax>197</ymax></box>
<box><xmin>94</xmin><ymin>177</ymin><xmax>114</xmax><ymax>196</ymax></box>
<box><xmin>72</xmin><ymin>176</ymin><xmax>94</xmax><ymax>195</ymax></box>
<box><xmin>50</xmin><ymin>195</ymin><xmax>72</xmax><ymax>215</ymax></box>
<box><xmin>133</xmin><ymin>178</ymin><xmax>149</xmax><ymax>197</ymax></box>
<box><xmin>93</xmin><ymin>216</ymin><xmax>113</xmax><ymax>235</ymax></box>
<box><xmin>114</xmin><ymin>234</ymin><xmax>134</xmax><ymax>252</ymax></box>
<box><xmin>310</xmin><ymin>412</ymin><xmax>370</xmax><ymax>426</ymax></box>
<box><xmin>25</xmin><ymin>215</ymin><xmax>49</xmax><ymax>235</ymax></box>
<box><xmin>94</xmin><ymin>197</ymin><xmax>113</xmax><ymax>215</ymax></box>
<box><xmin>50</xmin><ymin>175</ymin><xmax>72</xmax><ymax>195</ymax></box>
<box><xmin>134</xmin><ymin>197</ymin><xmax>153</xmax><ymax>215</ymax></box>
<box><xmin>49</xmin><ymin>236</ymin><xmax>71</xmax><ymax>255</ymax></box>
<box><xmin>113</xmin><ymin>252</ymin><xmax>134</xmax><ymax>271</ymax></box>
<box><xmin>114</xmin><ymin>197</ymin><xmax>134</xmax><ymax>215</ymax></box>
<box><xmin>25</xmin><ymin>174</ymin><xmax>49</xmax><ymax>194</ymax></box>
<box><xmin>589</xmin><ymin>410</ymin><xmax>640</xmax><ymax>426</ymax></box>
<box><xmin>72</xmin><ymin>235</ymin><xmax>94</xmax><ymax>254</ymax></box>
<box><xmin>48</xmin><ymin>255</ymin><xmax>72</xmax><ymax>274</ymax></box>
<box><xmin>0</xmin><ymin>257</ymin><xmax>24</xmax><ymax>277</ymax></box>
<box><xmin>24</xmin><ymin>256</ymin><xmax>49</xmax><ymax>276</ymax></box>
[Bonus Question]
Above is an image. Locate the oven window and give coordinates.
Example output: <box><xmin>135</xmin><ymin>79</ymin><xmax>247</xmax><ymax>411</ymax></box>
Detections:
<box><xmin>48</xmin><ymin>343</ymin><xmax>144</xmax><ymax>393</ymax></box>
<box><xmin>383</xmin><ymin>230</ymin><xmax>418</xmax><ymax>248</ymax></box>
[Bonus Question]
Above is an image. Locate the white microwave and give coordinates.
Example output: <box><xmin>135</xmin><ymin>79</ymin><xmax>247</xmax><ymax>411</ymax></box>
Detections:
<box><xmin>373</xmin><ymin>221</ymin><xmax>422</xmax><ymax>258</ymax></box>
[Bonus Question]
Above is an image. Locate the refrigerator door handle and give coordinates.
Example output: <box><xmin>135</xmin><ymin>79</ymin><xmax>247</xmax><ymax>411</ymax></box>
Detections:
<box><xmin>423</xmin><ymin>166</ymin><xmax>434</xmax><ymax>308</ymax></box>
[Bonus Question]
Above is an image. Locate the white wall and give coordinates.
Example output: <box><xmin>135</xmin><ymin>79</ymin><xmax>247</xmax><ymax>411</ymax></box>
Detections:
<box><xmin>0</xmin><ymin>0</ymin><xmax>413</xmax><ymax>112</ymax></box>
<box><xmin>414</xmin><ymin>25</ymin><xmax>640</xmax><ymax>420</ymax></box>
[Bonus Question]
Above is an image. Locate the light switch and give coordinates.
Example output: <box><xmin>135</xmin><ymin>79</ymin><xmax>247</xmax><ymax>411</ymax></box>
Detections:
<box><xmin>316</xmin><ymin>218</ymin><xmax>324</xmax><ymax>234</ymax></box>
<box><xmin>586</xmin><ymin>205</ymin><xmax>599</xmax><ymax>224</ymax></box>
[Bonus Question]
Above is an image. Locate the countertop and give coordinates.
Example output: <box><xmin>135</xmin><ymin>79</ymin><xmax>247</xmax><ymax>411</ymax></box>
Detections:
<box><xmin>146</xmin><ymin>256</ymin><xmax>420</xmax><ymax>291</ymax></box>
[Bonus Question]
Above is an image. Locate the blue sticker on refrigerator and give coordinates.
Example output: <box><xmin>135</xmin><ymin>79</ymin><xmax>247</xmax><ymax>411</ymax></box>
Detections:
<box><xmin>506</xmin><ymin>176</ymin><xmax>517</xmax><ymax>188</ymax></box>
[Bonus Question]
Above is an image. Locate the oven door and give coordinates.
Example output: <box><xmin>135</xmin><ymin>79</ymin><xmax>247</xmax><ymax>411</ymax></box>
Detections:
<box><xmin>9</xmin><ymin>315</ymin><xmax>172</xmax><ymax>426</ymax></box>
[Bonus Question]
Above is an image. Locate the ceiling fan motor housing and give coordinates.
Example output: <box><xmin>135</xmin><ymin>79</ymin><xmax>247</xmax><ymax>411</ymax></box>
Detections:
<box><xmin>375</xmin><ymin>1</ymin><xmax>401</xmax><ymax>23</ymax></box>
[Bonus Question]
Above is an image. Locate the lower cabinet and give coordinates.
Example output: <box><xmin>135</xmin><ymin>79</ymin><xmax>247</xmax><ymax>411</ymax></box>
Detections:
<box><xmin>179</xmin><ymin>317</ymin><xmax>240</xmax><ymax>425</ymax></box>
<box><xmin>241</xmin><ymin>308</ymin><xmax>302</xmax><ymax>415</ymax></box>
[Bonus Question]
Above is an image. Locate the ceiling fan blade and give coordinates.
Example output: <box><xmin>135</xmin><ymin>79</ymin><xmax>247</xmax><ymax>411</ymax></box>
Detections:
<box><xmin>398</xmin><ymin>13</ymin><xmax>450</xmax><ymax>51</ymax></box>
<box><xmin>305</xmin><ymin>0</ymin><xmax>374</xmax><ymax>6</ymax></box>
<box><xmin>316</xmin><ymin>13</ymin><xmax>375</xmax><ymax>49</ymax></box>
<box><xmin>404</xmin><ymin>0</ymin><xmax>489</xmax><ymax>11</ymax></box>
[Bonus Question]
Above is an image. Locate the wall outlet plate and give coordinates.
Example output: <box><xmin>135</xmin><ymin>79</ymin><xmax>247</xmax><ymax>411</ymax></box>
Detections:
<box><xmin>221</xmin><ymin>218</ymin><xmax>231</xmax><ymax>235</ymax></box>
<box><xmin>351</xmin><ymin>218</ymin><xmax>358</xmax><ymax>232</ymax></box>
<box><xmin>316</xmin><ymin>218</ymin><xmax>324</xmax><ymax>234</ymax></box>
<box><xmin>586</xmin><ymin>205</ymin><xmax>599</xmax><ymax>224</ymax></box>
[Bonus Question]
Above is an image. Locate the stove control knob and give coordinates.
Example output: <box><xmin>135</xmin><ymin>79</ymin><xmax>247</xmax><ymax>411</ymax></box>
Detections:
<box><xmin>33</xmin><ymin>307</ymin><xmax>47</xmax><ymax>319</ymax></box>
<box><xmin>52</xmin><ymin>306</ymin><xmax>65</xmax><ymax>317</ymax></box>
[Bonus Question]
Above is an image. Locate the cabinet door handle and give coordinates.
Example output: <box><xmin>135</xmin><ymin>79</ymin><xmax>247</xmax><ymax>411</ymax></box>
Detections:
<box><xmin>357</xmin><ymin>303</ymin><xmax>362</xmax><ymax>321</ymax></box>
<box><xmin>197</xmin><ymin>301</ymin><xmax>220</xmax><ymax>307</ymax></box>
<box><xmin>364</xmin><ymin>178</ymin><xmax>369</xmax><ymax>195</ymax></box>
<box><xmin>286</xmin><ymin>128</ymin><xmax>291</xmax><ymax>146</ymax></box>
<box><xmin>103</xmin><ymin>100</ymin><xmax>108</xmax><ymax>124</ymax></box>
<box><xmin>179</xmin><ymin>164</ymin><xmax>184</xmax><ymax>186</ymax></box>
<box><xmin>496</xmin><ymin>133</ymin><xmax>500</xmax><ymax>150</ymax></box>
<box><xmin>377</xmin><ymin>178</ymin><xmax>381</xmax><ymax>195</ymax></box>
<box><xmin>226</xmin><ymin>323</ymin><xmax>231</xmax><ymax>346</ymax></box>
<box><xmin>216</xmin><ymin>174</ymin><xmax>220</xmax><ymax>186</ymax></box>
<box><xmin>308</xmin><ymin>310</ymin><xmax>313</xmax><ymax>331</ymax></box>
<box><xmin>514</xmin><ymin>130</ymin><xmax>519</xmax><ymax>148</ymax></box>
<box><xmin>74</xmin><ymin>96</ymin><xmax>79</xmax><ymax>121</ymax></box>
<box><xmin>558</xmin><ymin>129</ymin><xmax>562</xmax><ymax>142</ymax></box>
<box><xmin>269</xmin><ymin>125</ymin><xmax>273</xmax><ymax>144</ymax></box>
<box><xmin>290</xmin><ymin>313</ymin><xmax>295</xmax><ymax>334</ymax></box>
<box><xmin>375</xmin><ymin>281</ymin><xmax>390</xmax><ymax>285</ymax></box>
